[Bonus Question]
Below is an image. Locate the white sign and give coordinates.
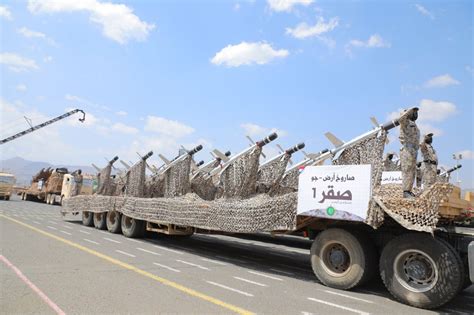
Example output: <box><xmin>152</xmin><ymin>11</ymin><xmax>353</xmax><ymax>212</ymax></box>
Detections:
<box><xmin>381</xmin><ymin>171</ymin><xmax>403</xmax><ymax>185</ymax></box>
<box><xmin>297</xmin><ymin>165</ymin><xmax>372</xmax><ymax>222</ymax></box>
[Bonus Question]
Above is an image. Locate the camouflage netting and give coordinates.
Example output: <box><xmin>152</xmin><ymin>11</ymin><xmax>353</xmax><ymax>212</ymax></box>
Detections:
<box><xmin>332</xmin><ymin>131</ymin><xmax>387</xmax><ymax>228</ymax></box>
<box><xmin>63</xmin><ymin>146</ymin><xmax>298</xmax><ymax>232</ymax></box>
<box><xmin>97</xmin><ymin>164</ymin><xmax>116</xmax><ymax>196</ymax></box>
<box><xmin>256</xmin><ymin>154</ymin><xmax>291</xmax><ymax>195</ymax></box>
<box><xmin>373</xmin><ymin>183</ymin><xmax>453</xmax><ymax>233</ymax></box>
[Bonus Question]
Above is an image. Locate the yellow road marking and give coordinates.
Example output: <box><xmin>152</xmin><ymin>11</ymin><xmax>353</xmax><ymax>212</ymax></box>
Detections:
<box><xmin>1</xmin><ymin>214</ymin><xmax>254</xmax><ymax>315</ymax></box>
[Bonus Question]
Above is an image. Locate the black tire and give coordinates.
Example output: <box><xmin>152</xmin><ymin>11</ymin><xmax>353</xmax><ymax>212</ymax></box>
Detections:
<box><xmin>82</xmin><ymin>211</ymin><xmax>94</xmax><ymax>227</ymax></box>
<box><xmin>310</xmin><ymin>228</ymin><xmax>377</xmax><ymax>290</ymax></box>
<box><xmin>121</xmin><ymin>215</ymin><xmax>145</xmax><ymax>238</ymax></box>
<box><xmin>93</xmin><ymin>212</ymin><xmax>107</xmax><ymax>230</ymax></box>
<box><xmin>436</xmin><ymin>237</ymin><xmax>467</xmax><ymax>294</ymax></box>
<box><xmin>106</xmin><ymin>211</ymin><xmax>122</xmax><ymax>234</ymax></box>
<box><xmin>380</xmin><ymin>233</ymin><xmax>463</xmax><ymax>309</ymax></box>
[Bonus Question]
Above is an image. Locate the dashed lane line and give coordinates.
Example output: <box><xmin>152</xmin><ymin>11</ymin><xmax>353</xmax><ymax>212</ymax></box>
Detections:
<box><xmin>47</xmin><ymin>226</ymin><xmax>57</xmax><ymax>231</ymax></box>
<box><xmin>233</xmin><ymin>277</ymin><xmax>267</xmax><ymax>287</ymax></box>
<box><xmin>62</xmin><ymin>225</ymin><xmax>73</xmax><ymax>230</ymax></box>
<box><xmin>322</xmin><ymin>290</ymin><xmax>374</xmax><ymax>304</ymax></box>
<box><xmin>247</xmin><ymin>271</ymin><xmax>283</xmax><ymax>281</ymax></box>
<box><xmin>116</xmin><ymin>250</ymin><xmax>136</xmax><ymax>258</ymax></box>
<box><xmin>216</xmin><ymin>255</ymin><xmax>248</xmax><ymax>264</ymax></box>
<box><xmin>177</xmin><ymin>260</ymin><xmax>210</xmax><ymax>270</ymax></box>
<box><xmin>269</xmin><ymin>268</ymin><xmax>294</xmax><ymax>276</ymax></box>
<box><xmin>153</xmin><ymin>262</ymin><xmax>181</xmax><ymax>273</ymax></box>
<box><xmin>60</xmin><ymin>230</ymin><xmax>72</xmax><ymax>236</ymax></box>
<box><xmin>200</xmin><ymin>258</ymin><xmax>228</xmax><ymax>266</ymax></box>
<box><xmin>307</xmin><ymin>297</ymin><xmax>370</xmax><ymax>315</ymax></box>
<box><xmin>137</xmin><ymin>248</ymin><xmax>161</xmax><ymax>256</ymax></box>
<box><xmin>79</xmin><ymin>230</ymin><xmax>91</xmax><ymax>235</ymax></box>
<box><xmin>153</xmin><ymin>244</ymin><xmax>184</xmax><ymax>255</ymax></box>
<box><xmin>206</xmin><ymin>281</ymin><xmax>254</xmax><ymax>297</ymax></box>
<box><xmin>83</xmin><ymin>239</ymin><xmax>100</xmax><ymax>245</ymax></box>
<box><xmin>33</xmin><ymin>221</ymin><xmax>41</xmax><ymax>225</ymax></box>
<box><xmin>103</xmin><ymin>237</ymin><xmax>121</xmax><ymax>244</ymax></box>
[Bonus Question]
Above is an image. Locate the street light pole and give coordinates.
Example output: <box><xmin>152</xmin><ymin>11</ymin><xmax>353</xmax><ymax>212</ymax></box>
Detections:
<box><xmin>452</xmin><ymin>153</ymin><xmax>463</xmax><ymax>186</ymax></box>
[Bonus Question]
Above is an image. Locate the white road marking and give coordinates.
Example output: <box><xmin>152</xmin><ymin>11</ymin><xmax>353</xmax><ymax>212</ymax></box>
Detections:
<box><xmin>176</xmin><ymin>260</ymin><xmax>210</xmax><ymax>270</ymax></box>
<box><xmin>200</xmin><ymin>258</ymin><xmax>228</xmax><ymax>266</ymax></box>
<box><xmin>83</xmin><ymin>239</ymin><xmax>100</xmax><ymax>245</ymax></box>
<box><xmin>62</xmin><ymin>225</ymin><xmax>73</xmax><ymax>230</ymax></box>
<box><xmin>269</xmin><ymin>268</ymin><xmax>295</xmax><ymax>276</ymax></box>
<box><xmin>60</xmin><ymin>230</ymin><xmax>72</xmax><ymax>236</ymax></box>
<box><xmin>137</xmin><ymin>248</ymin><xmax>161</xmax><ymax>256</ymax></box>
<box><xmin>47</xmin><ymin>226</ymin><xmax>57</xmax><ymax>230</ymax></box>
<box><xmin>103</xmin><ymin>237</ymin><xmax>121</xmax><ymax>244</ymax></box>
<box><xmin>247</xmin><ymin>271</ymin><xmax>283</xmax><ymax>281</ymax></box>
<box><xmin>233</xmin><ymin>277</ymin><xmax>267</xmax><ymax>287</ymax></box>
<box><xmin>307</xmin><ymin>297</ymin><xmax>370</xmax><ymax>315</ymax></box>
<box><xmin>153</xmin><ymin>263</ymin><xmax>181</xmax><ymax>273</ymax></box>
<box><xmin>33</xmin><ymin>221</ymin><xmax>41</xmax><ymax>225</ymax></box>
<box><xmin>153</xmin><ymin>245</ymin><xmax>184</xmax><ymax>255</ymax></box>
<box><xmin>322</xmin><ymin>290</ymin><xmax>374</xmax><ymax>304</ymax></box>
<box><xmin>216</xmin><ymin>255</ymin><xmax>248</xmax><ymax>264</ymax></box>
<box><xmin>206</xmin><ymin>281</ymin><xmax>253</xmax><ymax>297</ymax></box>
<box><xmin>48</xmin><ymin>221</ymin><xmax>58</xmax><ymax>225</ymax></box>
<box><xmin>79</xmin><ymin>230</ymin><xmax>91</xmax><ymax>235</ymax></box>
<box><xmin>116</xmin><ymin>250</ymin><xmax>136</xmax><ymax>258</ymax></box>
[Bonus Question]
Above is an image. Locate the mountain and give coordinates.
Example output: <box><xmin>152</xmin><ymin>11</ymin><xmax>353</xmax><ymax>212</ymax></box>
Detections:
<box><xmin>0</xmin><ymin>157</ymin><xmax>96</xmax><ymax>186</ymax></box>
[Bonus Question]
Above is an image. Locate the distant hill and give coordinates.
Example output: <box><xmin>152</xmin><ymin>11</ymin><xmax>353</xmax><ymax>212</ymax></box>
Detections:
<box><xmin>0</xmin><ymin>157</ymin><xmax>96</xmax><ymax>186</ymax></box>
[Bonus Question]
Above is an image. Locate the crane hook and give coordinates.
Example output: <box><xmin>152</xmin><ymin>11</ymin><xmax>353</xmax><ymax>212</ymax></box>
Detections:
<box><xmin>78</xmin><ymin>110</ymin><xmax>86</xmax><ymax>123</ymax></box>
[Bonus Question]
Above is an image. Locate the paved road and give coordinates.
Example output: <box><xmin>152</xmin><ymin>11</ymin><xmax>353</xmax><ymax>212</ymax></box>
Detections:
<box><xmin>1</xmin><ymin>196</ymin><xmax>473</xmax><ymax>315</ymax></box>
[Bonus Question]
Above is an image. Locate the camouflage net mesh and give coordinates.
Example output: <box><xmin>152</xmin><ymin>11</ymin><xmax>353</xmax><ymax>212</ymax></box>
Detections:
<box><xmin>373</xmin><ymin>183</ymin><xmax>453</xmax><ymax>233</ymax></box>
<box><xmin>256</xmin><ymin>154</ymin><xmax>291</xmax><ymax>195</ymax></box>
<box><xmin>332</xmin><ymin>131</ymin><xmax>387</xmax><ymax>228</ymax></box>
<box><xmin>63</xmin><ymin>146</ymin><xmax>298</xmax><ymax>232</ymax></box>
<box><xmin>97</xmin><ymin>164</ymin><xmax>116</xmax><ymax>196</ymax></box>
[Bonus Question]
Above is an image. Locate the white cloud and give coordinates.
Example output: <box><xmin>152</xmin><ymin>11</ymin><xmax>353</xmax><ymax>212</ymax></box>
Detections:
<box><xmin>27</xmin><ymin>0</ymin><xmax>155</xmax><ymax>44</ymax></box>
<box><xmin>145</xmin><ymin>116</ymin><xmax>195</xmax><ymax>138</ymax></box>
<box><xmin>65</xmin><ymin>94</ymin><xmax>82</xmax><ymax>102</ymax></box>
<box><xmin>466</xmin><ymin>65</ymin><xmax>474</xmax><ymax>75</ymax></box>
<box><xmin>456</xmin><ymin>150</ymin><xmax>474</xmax><ymax>160</ymax></box>
<box><xmin>0</xmin><ymin>52</ymin><xmax>39</xmax><ymax>72</ymax></box>
<box><xmin>348</xmin><ymin>34</ymin><xmax>390</xmax><ymax>49</ymax></box>
<box><xmin>267</xmin><ymin>0</ymin><xmax>313</xmax><ymax>12</ymax></box>
<box><xmin>116</xmin><ymin>110</ymin><xmax>128</xmax><ymax>116</ymax></box>
<box><xmin>16</xmin><ymin>84</ymin><xmax>27</xmax><ymax>92</ymax></box>
<box><xmin>233</xmin><ymin>3</ymin><xmax>240</xmax><ymax>11</ymax></box>
<box><xmin>111</xmin><ymin>122</ymin><xmax>138</xmax><ymax>135</ymax></box>
<box><xmin>418</xmin><ymin>99</ymin><xmax>457</xmax><ymax>122</ymax></box>
<box><xmin>415</xmin><ymin>4</ymin><xmax>434</xmax><ymax>19</ymax></box>
<box><xmin>387</xmin><ymin>99</ymin><xmax>457</xmax><ymax>137</ymax></box>
<box><xmin>211</xmin><ymin>41</ymin><xmax>289</xmax><ymax>67</ymax></box>
<box><xmin>286</xmin><ymin>17</ymin><xmax>338</xmax><ymax>39</ymax></box>
<box><xmin>18</xmin><ymin>27</ymin><xmax>46</xmax><ymax>39</ymax></box>
<box><xmin>0</xmin><ymin>5</ymin><xmax>12</xmax><ymax>20</ymax></box>
<box><xmin>423</xmin><ymin>74</ymin><xmax>460</xmax><ymax>88</ymax></box>
<box><xmin>43</xmin><ymin>56</ymin><xmax>53</xmax><ymax>63</ymax></box>
<box><xmin>241</xmin><ymin>123</ymin><xmax>288</xmax><ymax>139</ymax></box>
<box><xmin>18</xmin><ymin>27</ymin><xmax>56</xmax><ymax>45</ymax></box>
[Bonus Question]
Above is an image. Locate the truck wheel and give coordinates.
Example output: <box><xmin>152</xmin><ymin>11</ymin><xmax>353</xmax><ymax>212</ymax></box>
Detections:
<box><xmin>106</xmin><ymin>211</ymin><xmax>122</xmax><ymax>234</ymax></box>
<box><xmin>82</xmin><ymin>211</ymin><xmax>94</xmax><ymax>227</ymax></box>
<box><xmin>310</xmin><ymin>228</ymin><xmax>376</xmax><ymax>290</ymax></box>
<box><xmin>121</xmin><ymin>215</ymin><xmax>145</xmax><ymax>238</ymax></box>
<box><xmin>93</xmin><ymin>212</ymin><xmax>107</xmax><ymax>230</ymax></box>
<box><xmin>380</xmin><ymin>233</ymin><xmax>462</xmax><ymax>309</ymax></box>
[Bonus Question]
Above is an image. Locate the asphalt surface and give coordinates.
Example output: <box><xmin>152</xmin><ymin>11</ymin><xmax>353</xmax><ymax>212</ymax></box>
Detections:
<box><xmin>1</xmin><ymin>195</ymin><xmax>473</xmax><ymax>315</ymax></box>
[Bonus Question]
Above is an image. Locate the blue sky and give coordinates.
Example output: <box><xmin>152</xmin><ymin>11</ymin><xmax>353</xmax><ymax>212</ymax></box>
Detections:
<box><xmin>1</xmin><ymin>0</ymin><xmax>473</xmax><ymax>188</ymax></box>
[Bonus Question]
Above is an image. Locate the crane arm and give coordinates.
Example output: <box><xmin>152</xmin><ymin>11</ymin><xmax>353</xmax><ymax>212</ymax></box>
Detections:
<box><xmin>0</xmin><ymin>109</ymin><xmax>85</xmax><ymax>145</ymax></box>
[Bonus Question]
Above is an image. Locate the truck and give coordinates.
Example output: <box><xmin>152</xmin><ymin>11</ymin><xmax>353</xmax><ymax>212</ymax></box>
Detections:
<box><xmin>21</xmin><ymin>167</ymin><xmax>68</xmax><ymax>205</ymax></box>
<box><xmin>61</xmin><ymin>110</ymin><xmax>473</xmax><ymax>310</ymax></box>
<box><xmin>58</xmin><ymin>173</ymin><xmax>95</xmax><ymax>205</ymax></box>
<box><xmin>0</xmin><ymin>172</ymin><xmax>16</xmax><ymax>200</ymax></box>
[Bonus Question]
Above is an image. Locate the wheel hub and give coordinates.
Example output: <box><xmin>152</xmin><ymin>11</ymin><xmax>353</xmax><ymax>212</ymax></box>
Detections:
<box><xmin>323</xmin><ymin>243</ymin><xmax>350</xmax><ymax>274</ymax></box>
<box><xmin>394</xmin><ymin>250</ymin><xmax>438</xmax><ymax>293</ymax></box>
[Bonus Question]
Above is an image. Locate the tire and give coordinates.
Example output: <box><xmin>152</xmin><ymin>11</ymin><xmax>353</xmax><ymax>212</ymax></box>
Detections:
<box><xmin>60</xmin><ymin>196</ymin><xmax>64</xmax><ymax>206</ymax></box>
<box><xmin>121</xmin><ymin>215</ymin><xmax>145</xmax><ymax>238</ymax></box>
<box><xmin>310</xmin><ymin>228</ymin><xmax>377</xmax><ymax>290</ymax></box>
<box><xmin>106</xmin><ymin>211</ymin><xmax>122</xmax><ymax>234</ymax></box>
<box><xmin>82</xmin><ymin>211</ymin><xmax>94</xmax><ymax>227</ymax></box>
<box><xmin>380</xmin><ymin>233</ymin><xmax>463</xmax><ymax>309</ymax></box>
<box><xmin>436</xmin><ymin>237</ymin><xmax>467</xmax><ymax>294</ymax></box>
<box><xmin>93</xmin><ymin>212</ymin><xmax>107</xmax><ymax>230</ymax></box>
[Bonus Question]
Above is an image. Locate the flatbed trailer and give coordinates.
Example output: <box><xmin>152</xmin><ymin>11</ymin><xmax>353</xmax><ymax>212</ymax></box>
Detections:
<box><xmin>22</xmin><ymin>167</ymin><xmax>68</xmax><ymax>205</ymax></box>
<box><xmin>62</xmin><ymin>116</ymin><xmax>473</xmax><ymax>310</ymax></box>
